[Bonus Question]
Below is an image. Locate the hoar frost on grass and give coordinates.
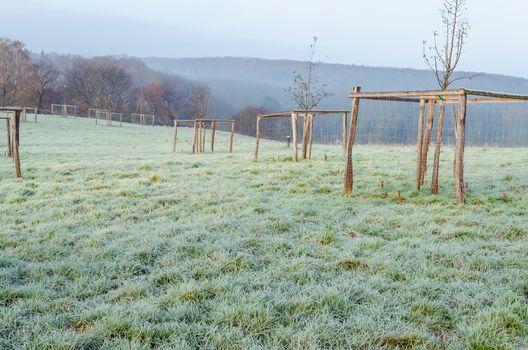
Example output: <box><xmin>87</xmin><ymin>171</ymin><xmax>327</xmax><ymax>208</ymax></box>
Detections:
<box><xmin>0</xmin><ymin>117</ymin><xmax>527</xmax><ymax>349</ymax></box>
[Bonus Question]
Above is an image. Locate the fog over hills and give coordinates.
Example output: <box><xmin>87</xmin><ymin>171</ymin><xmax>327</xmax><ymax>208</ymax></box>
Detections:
<box><xmin>143</xmin><ymin>56</ymin><xmax>528</xmax><ymax>115</ymax></box>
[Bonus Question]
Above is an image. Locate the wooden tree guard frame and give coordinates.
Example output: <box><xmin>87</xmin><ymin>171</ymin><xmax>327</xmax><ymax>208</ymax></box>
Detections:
<box><xmin>1</xmin><ymin>107</ymin><xmax>23</xmax><ymax>178</ymax></box>
<box><xmin>22</xmin><ymin>107</ymin><xmax>38</xmax><ymax>123</ymax></box>
<box><xmin>344</xmin><ymin>87</ymin><xmax>528</xmax><ymax>203</ymax></box>
<box><xmin>172</xmin><ymin>119</ymin><xmax>235</xmax><ymax>154</ymax></box>
<box><xmin>254</xmin><ymin>110</ymin><xmax>350</xmax><ymax>161</ymax></box>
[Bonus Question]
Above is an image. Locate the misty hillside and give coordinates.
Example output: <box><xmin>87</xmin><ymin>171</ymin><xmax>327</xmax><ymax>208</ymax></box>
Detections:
<box><xmin>143</xmin><ymin>57</ymin><xmax>528</xmax><ymax>114</ymax></box>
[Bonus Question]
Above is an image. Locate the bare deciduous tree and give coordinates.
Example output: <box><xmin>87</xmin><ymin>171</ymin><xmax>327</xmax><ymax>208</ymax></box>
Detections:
<box><xmin>287</xmin><ymin>36</ymin><xmax>332</xmax><ymax>110</ymax></box>
<box><xmin>232</xmin><ymin>106</ymin><xmax>269</xmax><ymax>137</ymax></box>
<box><xmin>423</xmin><ymin>0</ymin><xmax>476</xmax><ymax>90</ymax></box>
<box><xmin>0</xmin><ymin>38</ymin><xmax>34</xmax><ymax>106</ymax></box>
<box><xmin>186</xmin><ymin>84</ymin><xmax>209</xmax><ymax>118</ymax></box>
<box><xmin>66</xmin><ymin>58</ymin><xmax>133</xmax><ymax>112</ymax></box>
<box><xmin>423</xmin><ymin>0</ymin><xmax>476</xmax><ymax>195</ymax></box>
<box><xmin>32</xmin><ymin>59</ymin><xmax>60</xmax><ymax>111</ymax></box>
<box><xmin>143</xmin><ymin>81</ymin><xmax>169</xmax><ymax>119</ymax></box>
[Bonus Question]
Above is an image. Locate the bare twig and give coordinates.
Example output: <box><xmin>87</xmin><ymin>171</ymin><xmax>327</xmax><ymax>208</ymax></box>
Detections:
<box><xmin>286</xmin><ymin>37</ymin><xmax>332</xmax><ymax>110</ymax></box>
<box><xmin>423</xmin><ymin>0</ymin><xmax>477</xmax><ymax>90</ymax></box>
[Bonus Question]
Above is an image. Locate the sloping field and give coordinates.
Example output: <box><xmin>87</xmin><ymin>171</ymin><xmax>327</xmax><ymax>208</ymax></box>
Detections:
<box><xmin>1</xmin><ymin>117</ymin><xmax>527</xmax><ymax>349</ymax></box>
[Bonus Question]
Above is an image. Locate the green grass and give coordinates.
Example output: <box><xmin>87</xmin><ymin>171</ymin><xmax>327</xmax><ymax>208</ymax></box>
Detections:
<box><xmin>1</xmin><ymin>116</ymin><xmax>527</xmax><ymax>349</ymax></box>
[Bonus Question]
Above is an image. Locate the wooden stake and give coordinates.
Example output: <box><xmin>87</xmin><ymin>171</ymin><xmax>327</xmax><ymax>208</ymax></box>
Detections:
<box><xmin>5</xmin><ymin>117</ymin><xmax>11</xmax><ymax>158</ymax></box>
<box><xmin>255</xmin><ymin>117</ymin><xmax>261</xmax><ymax>160</ymax></box>
<box><xmin>301</xmin><ymin>114</ymin><xmax>309</xmax><ymax>159</ymax></box>
<box><xmin>380</xmin><ymin>180</ymin><xmax>384</xmax><ymax>189</ymax></box>
<box><xmin>229</xmin><ymin>121</ymin><xmax>235</xmax><ymax>153</ymax></box>
<box><xmin>420</xmin><ymin>100</ymin><xmax>436</xmax><ymax>186</ymax></box>
<box><xmin>431</xmin><ymin>100</ymin><xmax>446</xmax><ymax>195</ymax></box>
<box><xmin>344</xmin><ymin>86</ymin><xmax>361</xmax><ymax>194</ymax></box>
<box><xmin>291</xmin><ymin>112</ymin><xmax>298</xmax><ymax>162</ymax></box>
<box><xmin>454</xmin><ymin>93</ymin><xmax>467</xmax><ymax>204</ymax></box>
<box><xmin>211</xmin><ymin>121</ymin><xmax>216</xmax><ymax>152</ymax></box>
<box><xmin>12</xmin><ymin>111</ymin><xmax>21</xmax><ymax>178</ymax></box>
<box><xmin>396</xmin><ymin>191</ymin><xmax>401</xmax><ymax>201</ymax></box>
<box><xmin>201</xmin><ymin>121</ymin><xmax>206</xmax><ymax>153</ymax></box>
<box><xmin>416</xmin><ymin>99</ymin><xmax>426</xmax><ymax>190</ymax></box>
<box><xmin>172</xmin><ymin>120</ymin><xmax>178</xmax><ymax>152</ymax></box>
<box><xmin>342</xmin><ymin>112</ymin><xmax>348</xmax><ymax>156</ymax></box>
<box><xmin>197</xmin><ymin>121</ymin><xmax>202</xmax><ymax>153</ymax></box>
<box><xmin>308</xmin><ymin>114</ymin><xmax>314</xmax><ymax>160</ymax></box>
<box><xmin>501</xmin><ymin>192</ymin><xmax>507</xmax><ymax>202</ymax></box>
<box><xmin>192</xmin><ymin>120</ymin><xmax>198</xmax><ymax>154</ymax></box>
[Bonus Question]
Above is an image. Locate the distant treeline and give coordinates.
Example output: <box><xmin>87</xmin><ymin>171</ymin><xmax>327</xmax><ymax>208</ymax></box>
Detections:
<box><xmin>2</xmin><ymin>38</ymin><xmax>527</xmax><ymax>146</ymax></box>
<box><xmin>0</xmin><ymin>38</ymin><xmax>214</xmax><ymax>125</ymax></box>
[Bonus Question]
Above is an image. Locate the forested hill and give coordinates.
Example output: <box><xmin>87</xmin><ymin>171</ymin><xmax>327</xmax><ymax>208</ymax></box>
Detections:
<box><xmin>142</xmin><ymin>56</ymin><xmax>528</xmax><ymax>114</ymax></box>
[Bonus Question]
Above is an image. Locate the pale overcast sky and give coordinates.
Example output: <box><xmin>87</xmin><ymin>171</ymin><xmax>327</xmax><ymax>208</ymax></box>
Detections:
<box><xmin>1</xmin><ymin>0</ymin><xmax>527</xmax><ymax>78</ymax></box>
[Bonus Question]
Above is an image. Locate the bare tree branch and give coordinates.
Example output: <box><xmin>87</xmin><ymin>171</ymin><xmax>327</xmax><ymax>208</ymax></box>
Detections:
<box><xmin>423</xmin><ymin>0</ymin><xmax>477</xmax><ymax>90</ymax></box>
<box><xmin>286</xmin><ymin>36</ymin><xmax>332</xmax><ymax>110</ymax></box>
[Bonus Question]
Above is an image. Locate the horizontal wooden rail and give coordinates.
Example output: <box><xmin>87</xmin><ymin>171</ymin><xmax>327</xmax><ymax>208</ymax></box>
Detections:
<box><xmin>174</xmin><ymin>119</ymin><xmax>234</xmax><ymax>123</ymax></box>
<box><xmin>349</xmin><ymin>89</ymin><xmax>465</xmax><ymax>99</ymax></box>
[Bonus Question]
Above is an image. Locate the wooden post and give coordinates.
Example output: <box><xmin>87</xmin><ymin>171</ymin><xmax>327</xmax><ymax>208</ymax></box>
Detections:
<box><xmin>192</xmin><ymin>120</ymin><xmax>198</xmax><ymax>154</ymax></box>
<box><xmin>454</xmin><ymin>92</ymin><xmax>467</xmax><ymax>204</ymax></box>
<box><xmin>301</xmin><ymin>114</ymin><xmax>309</xmax><ymax>159</ymax></box>
<box><xmin>229</xmin><ymin>121</ymin><xmax>235</xmax><ymax>153</ymax></box>
<box><xmin>201</xmin><ymin>121</ymin><xmax>206</xmax><ymax>153</ymax></box>
<box><xmin>342</xmin><ymin>112</ymin><xmax>348</xmax><ymax>156</ymax></box>
<box><xmin>152</xmin><ymin>116</ymin><xmax>155</xmax><ymax>126</ymax></box>
<box><xmin>420</xmin><ymin>100</ymin><xmax>436</xmax><ymax>186</ymax></box>
<box><xmin>95</xmin><ymin>111</ymin><xmax>99</xmax><ymax>125</ymax></box>
<box><xmin>308</xmin><ymin>114</ymin><xmax>314</xmax><ymax>160</ymax></box>
<box><xmin>344</xmin><ymin>86</ymin><xmax>361</xmax><ymax>194</ymax></box>
<box><xmin>211</xmin><ymin>121</ymin><xmax>216</xmax><ymax>152</ymax></box>
<box><xmin>416</xmin><ymin>98</ymin><xmax>426</xmax><ymax>190</ymax></box>
<box><xmin>12</xmin><ymin>111</ymin><xmax>21</xmax><ymax>178</ymax></box>
<box><xmin>196</xmin><ymin>121</ymin><xmax>202</xmax><ymax>153</ymax></box>
<box><xmin>431</xmin><ymin>100</ymin><xmax>446</xmax><ymax>194</ymax></box>
<box><xmin>119</xmin><ymin>114</ymin><xmax>122</xmax><ymax>127</ymax></box>
<box><xmin>172</xmin><ymin>120</ymin><xmax>178</xmax><ymax>152</ymax></box>
<box><xmin>198</xmin><ymin>121</ymin><xmax>203</xmax><ymax>153</ymax></box>
<box><xmin>5</xmin><ymin>117</ymin><xmax>11</xmax><ymax>158</ymax></box>
<box><xmin>255</xmin><ymin>117</ymin><xmax>261</xmax><ymax>160</ymax></box>
<box><xmin>291</xmin><ymin>112</ymin><xmax>299</xmax><ymax>162</ymax></box>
